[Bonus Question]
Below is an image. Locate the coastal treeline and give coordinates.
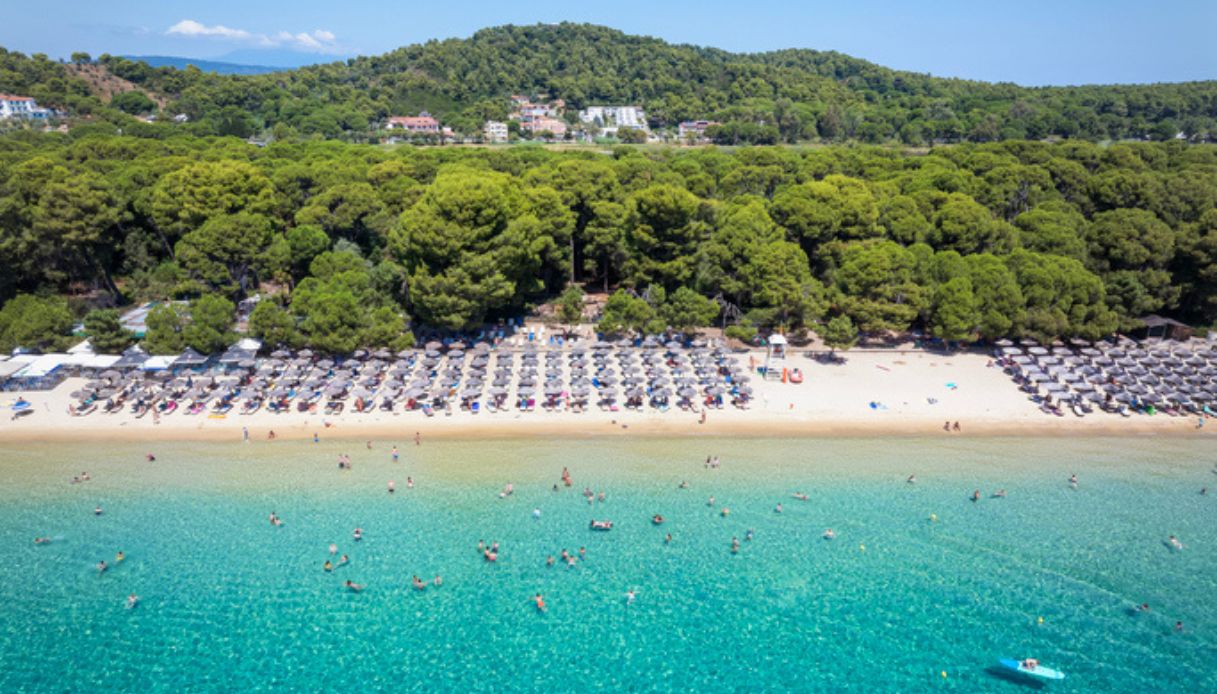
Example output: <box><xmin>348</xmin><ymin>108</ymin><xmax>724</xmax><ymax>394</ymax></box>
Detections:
<box><xmin>1</xmin><ymin>133</ymin><xmax>1216</xmax><ymax>353</ymax></box>
<box><xmin>3</xmin><ymin>24</ymin><xmax>1217</xmax><ymax>143</ymax></box>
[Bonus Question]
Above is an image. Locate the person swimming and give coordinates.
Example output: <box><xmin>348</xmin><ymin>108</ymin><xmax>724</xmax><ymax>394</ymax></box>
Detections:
<box><xmin>707</xmin><ymin>496</ymin><xmax>715</xmax><ymax>507</ymax></box>
<box><xmin>679</xmin><ymin>481</ymin><xmax>689</xmax><ymax>489</ymax></box>
<box><xmin>731</xmin><ymin>537</ymin><xmax>740</xmax><ymax>554</ymax></box>
<box><xmin>432</xmin><ymin>576</ymin><xmax>442</xmax><ymax>587</ymax></box>
<box><xmin>533</xmin><ymin>593</ymin><xmax>546</xmax><ymax>612</ymax></box>
<box><xmin>774</xmin><ymin>503</ymin><xmax>783</xmax><ymax>513</ymax></box>
<box><xmin>578</xmin><ymin>547</ymin><xmax>586</xmax><ymax>559</ymax></box>
<box><xmin>546</xmin><ymin>555</ymin><xmax>555</xmax><ymax>567</ymax></box>
<box><xmin>625</xmin><ymin>589</ymin><xmax>636</xmax><ymax>605</ymax></box>
<box><xmin>822</xmin><ymin>529</ymin><xmax>836</xmax><ymax>540</ymax></box>
<box><xmin>1168</xmin><ymin>535</ymin><xmax>1185</xmax><ymax>551</ymax></box>
<box><xmin>745</xmin><ymin>529</ymin><xmax>754</xmax><ymax>542</ymax></box>
<box><xmin>339</xmin><ymin>554</ymin><xmax>350</xmax><ymax>566</ymax></box>
<box><xmin>533</xmin><ymin>508</ymin><xmax>542</xmax><ymax>519</ymax></box>
<box><xmin>34</xmin><ymin>536</ymin><xmax>51</xmax><ymax>545</ymax></box>
<box><xmin>792</xmin><ymin>492</ymin><xmax>809</xmax><ymax>501</ymax></box>
<box><xmin>94</xmin><ymin>506</ymin><xmax>103</xmax><ymax>516</ymax></box>
<box><xmin>345</xmin><ymin>580</ymin><xmax>363</xmax><ymax>593</ymax></box>
<box><xmin>324</xmin><ymin>560</ymin><xmax>333</xmax><ymax>572</ymax></box>
<box><xmin>664</xmin><ymin>533</ymin><xmax>672</xmax><ymax>544</ymax></box>
<box><xmin>907</xmin><ymin>475</ymin><xmax>917</xmax><ymax>484</ymax></box>
<box><xmin>329</xmin><ymin>543</ymin><xmax>338</xmax><ymax>555</ymax></box>
<box><xmin>992</xmin><ymin>489</ymin><xmax>1007</xmax><ymax>498</ymax></box>
<box><xmin>97</xmin><ymin>560</ymin><xmax>108</xmax><ymax>573</ymax></box>
<box><xmin>412</xmin><ymin>576</ymin><xmax>427</xmax><ymax>591</ymax></box>
<box><xmin>971</xmin><ymin>490</ymin><xmax>981</xmax><ymax>502</ymax></box>
<box><xmin>126</xmin><ymin>593</ymin><xmax>139</xmax><ymax>609</ymax></box>
<box><xmin>1069</xmin><ymin>473</ymin><xmax>1078</xmax><ymax>488</ymax></box>
<box><xmin>407</xmin><ymin>477</ymin><xmax>414</xmax><ymax>489</ymax></box>
<box><xmin>720</xmin><ymin>507</ymin><xmax>730</xmax><ymax>517</ymax></box>
<box><xmin>353</xmin><ymin>528</ymin><xmax>363</xmax><ymax>541</ymax></box>
<box><xmin>115</xmin><ymin>551</ymin><xmax>125</xmax><ymax>562</ymax></box>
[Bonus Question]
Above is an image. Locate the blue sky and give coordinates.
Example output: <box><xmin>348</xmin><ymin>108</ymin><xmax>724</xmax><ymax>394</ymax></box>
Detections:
<box><xmin>1</xmin><ymin>0</ymin><xmax>1213</xmax><ymax>85</ymax></box>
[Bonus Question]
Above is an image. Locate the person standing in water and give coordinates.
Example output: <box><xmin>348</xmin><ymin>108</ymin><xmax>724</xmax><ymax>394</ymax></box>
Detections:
<box><xmin>391</xmin><ymin>446</ymin><xmax>399</xmax><ymax>463</ymax></box>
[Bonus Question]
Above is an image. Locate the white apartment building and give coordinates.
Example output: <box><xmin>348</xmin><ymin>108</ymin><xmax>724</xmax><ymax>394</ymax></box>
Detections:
<box><xmin>484</xmin><ymin>120</ymin><xmax>509</xmax><ymax>142</ymax></box>
<box><xmin>578</xmin><ymin>105</ymin><xmax>648</xmax><ymax>129</ymax></box>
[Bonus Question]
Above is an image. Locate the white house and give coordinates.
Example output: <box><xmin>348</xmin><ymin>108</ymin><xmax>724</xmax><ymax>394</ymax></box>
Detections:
<box><xmin>0</xmin><ymin>94</ymin><xmax>51</xmax><ymax>120</ymax></box>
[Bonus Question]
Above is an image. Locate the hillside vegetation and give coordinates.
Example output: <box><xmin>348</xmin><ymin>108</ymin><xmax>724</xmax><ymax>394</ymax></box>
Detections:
<box><xmin>2</xmin><ymin>24</ymin><xmax>1216</xmax><ymax>143</ymax></box>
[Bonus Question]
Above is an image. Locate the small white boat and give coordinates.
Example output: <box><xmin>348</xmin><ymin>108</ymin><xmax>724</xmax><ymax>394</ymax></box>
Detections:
<box><xmin>997</xmin><ymin>658</ymin><xmax>1065</xmax><ymax>681</ymax></box>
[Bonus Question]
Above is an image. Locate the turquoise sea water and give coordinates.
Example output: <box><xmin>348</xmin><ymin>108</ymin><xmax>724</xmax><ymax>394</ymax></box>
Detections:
<box><xmin>1</xmin><ymin>436</ymin><xmax>1215</xmax><ymax>692</ymax></box>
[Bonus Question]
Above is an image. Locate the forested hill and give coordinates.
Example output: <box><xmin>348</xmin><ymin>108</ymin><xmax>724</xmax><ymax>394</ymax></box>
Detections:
<box><xmin>3</xmin><ymin>23</ymin><xmax>1216</xmax><ymax>143</ymax></box>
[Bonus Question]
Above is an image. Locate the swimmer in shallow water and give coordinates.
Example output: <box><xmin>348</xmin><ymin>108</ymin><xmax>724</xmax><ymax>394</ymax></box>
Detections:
<box><xmin>97</xmin><ymin>560</ymin><xmax>108</xmax><ymax>573</ymax></box>
<box><xmin>625</xmin><ymin>589</ymin><xmax>636</xmax><ymax>605</ymax></box>
<box><xmin>907</xmin><ymin>475</ymin><xmax>916</xmax><ymax>484</ymax></box>
<box><xmin>679</xmin><ymin>481</ymin><xmax>689</xmax><ymax>489</ymax></box>
<box><xmin>339</xmin><ymin>554</ymin><xmax>350</xmax><ymax>566</ymax></box>
<box><xmin>991</xmin><ymin>490</ymin><xmax>1007</xmax><ymax>498</ymax></box>
<box><xmin>1168</xmin><ymin>535</ymin><xmax>1185</xmax><ymax>551</ymax></box>
<box><xmin>664</xmin><ymin>533</ymin><xmax>672</xmax><ymax>544</ymax></box>
<box><xmin>115</xmin><ymin>551</ymin><xmax>125</xmax><ymax>562</ymax></box>
<box><xmin>774</xmin><ymin>503</ymin><xmax>783</xmax><ymax>513</ymax></box>
<box><xmin>34</xmin><ymin>536</ymin><xmax>51</xmax><ymax>545</ymax></box>
<box><xmin>324</xmin><ymin>560</ymin><xmax>333</xmax><ymax>572</ymax></box>
<box><xmin>126</xmin><ymin>593</ymin><xmax>139</xmax><ymax>609</ymax></box>
<box><xmin>94</xmin><ymin>506</ymin><xmax>103</xmax><ymax>516</ymax></box>
<box><xmin>822</xmin><ymin>529</ymin><xmax>836</xmax><ymax>540</ymax></box>
<box><xmin>345</xmin><ymin>580</ymin><xmax>363</xmax><ymax>593</ymax></box>
<box><xmin>533</xmin><ymin>593</ymin><xmax>546</xmax><ymax>612</ymax></box>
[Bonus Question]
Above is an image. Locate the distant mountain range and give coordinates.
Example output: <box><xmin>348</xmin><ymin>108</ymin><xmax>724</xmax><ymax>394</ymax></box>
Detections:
<box><xmin>122</xmin><ymin>56</ymin><xmax>286</xmax><ymax>75</ymax></box>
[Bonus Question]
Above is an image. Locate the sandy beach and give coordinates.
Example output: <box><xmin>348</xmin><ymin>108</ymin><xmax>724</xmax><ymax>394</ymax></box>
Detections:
<box><xmin>1</xmin><ymin>347</ymin><xmax>1209</xmax><ymax>444</ymax></box>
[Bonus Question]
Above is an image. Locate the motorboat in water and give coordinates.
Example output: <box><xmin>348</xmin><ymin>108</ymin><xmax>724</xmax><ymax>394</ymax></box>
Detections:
<box><xmin>996</xmin><ymin>658</ymin><xmax>1064</xmax><ymax>681</ymax></box>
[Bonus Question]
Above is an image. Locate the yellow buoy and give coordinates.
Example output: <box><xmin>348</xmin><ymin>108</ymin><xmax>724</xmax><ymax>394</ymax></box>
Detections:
<box><xmin>930</xmin><ymin>513</ymin><xmax>937</xmax><ymax>522</ymax></box>
<box><xmin>941</xmin><ymin>670</ymin><xmax>947</xmax><ymax>678</ymax></box>
<box><xmin>859</xmin><ymin>544</ymin><xmax>866</xmax><ymax>552</ymax></box>
<box><xmin>1038</xmin><ymin>616</ymin><xmax>1044</xmax><ymax>624</ymax></box>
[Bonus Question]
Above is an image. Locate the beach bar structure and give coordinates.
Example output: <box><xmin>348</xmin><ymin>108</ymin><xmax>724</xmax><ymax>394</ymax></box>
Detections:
<box><xmin>1138</xmin><ymin>315</ymin><xmax>1192</xmax><ymax>342</ymax></box>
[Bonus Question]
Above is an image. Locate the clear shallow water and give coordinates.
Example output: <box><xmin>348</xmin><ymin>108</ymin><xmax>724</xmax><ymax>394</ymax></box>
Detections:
<box><xmin>1</xmin><ymin>436</ymin><xmax>1215</xmax><ymax>693</ymax></box>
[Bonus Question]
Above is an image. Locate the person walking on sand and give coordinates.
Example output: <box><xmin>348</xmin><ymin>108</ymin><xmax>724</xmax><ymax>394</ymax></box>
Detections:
<box><xmin>953</xmin><ymin>421</ymin><xmax>961</xmax><ymax>432</ymax></box>
<box><xmin>243</xmin><ymin>427</ymin><xmax>249</xmax><ymax>442</ymax></box>
<box><xmin>414</xmin><ymin>432</ymin><xmax>421</xmax><ymax>446</ymax></box>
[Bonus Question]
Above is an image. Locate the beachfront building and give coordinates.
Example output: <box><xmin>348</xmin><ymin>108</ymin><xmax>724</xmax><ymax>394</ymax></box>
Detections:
<box><xmin>385</xmin><ymin>113</ymin><xmax>440</xmax><ymax>133</ymax></box>
<box><xmin>519</xmin><ymin>115</ymin><xmax>567</xmax><ymax>139</ymax></box>
<box><xmin>678</xmin><ymin>120</ymin><xmax>718</xmax><ymax>143</ymax></box>
<box><xmin>579</xmin><ymin>105</ymin><xmax>648</xmax><ymax>131</ymax></box>
<box><xmin>0</xmin><ymin>94</ymin><xmax>51</xmax><ymax>120</ymax></box>
<box><xmin>484</xmin><ymin>120</ymin><xmax>508</xmax><ymax>142</ymax></box>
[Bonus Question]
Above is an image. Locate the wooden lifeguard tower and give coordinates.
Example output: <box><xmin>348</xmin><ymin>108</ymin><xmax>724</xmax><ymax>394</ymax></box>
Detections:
<box><xmin>762</xmin><ymin>334</ymin><xmax>787</xmax><ymax>380</ymax></box>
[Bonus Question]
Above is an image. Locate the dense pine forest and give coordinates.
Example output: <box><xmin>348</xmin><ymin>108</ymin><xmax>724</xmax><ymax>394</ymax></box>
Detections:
<box><xmin>1</xmin><ymin>130</ymin><xmax>1215</xmax><ymax>354</ymax></box>
<box><xmin>2</xmin><ymin>23</ymin><xmax>1217</xmax><ymax>143</ymax></box>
